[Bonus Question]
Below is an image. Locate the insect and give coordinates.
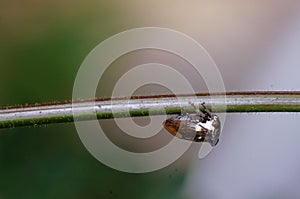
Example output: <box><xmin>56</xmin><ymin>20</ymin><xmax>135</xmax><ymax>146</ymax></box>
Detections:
<box><xmin>163</xmin><ymin>102</ymin><xmax>221</xmax><ymax>146</ymax></box>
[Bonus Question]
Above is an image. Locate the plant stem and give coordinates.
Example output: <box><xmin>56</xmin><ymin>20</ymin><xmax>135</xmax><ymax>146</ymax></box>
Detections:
<box><xmin>1</xmin><ymin>91</ymin><xmax>300</xmax><ymax>129</ymax></box>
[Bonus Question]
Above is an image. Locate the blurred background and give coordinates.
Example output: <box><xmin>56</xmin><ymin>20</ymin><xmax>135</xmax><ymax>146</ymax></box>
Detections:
<box><xmin>1</xmin><ymin>0</ymin><xmax>300</xmax><ymax>198</ymax></box>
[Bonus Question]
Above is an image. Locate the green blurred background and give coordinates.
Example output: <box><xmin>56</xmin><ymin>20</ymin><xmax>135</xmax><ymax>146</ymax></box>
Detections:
<box><xmin>0</xmin><ymin>1</ymin><xmax>189</xmax><ymax>198</ymax></box>
<box><xmin>3</xmin><ymin>1</ymin><xmax>300</xmax><ymax>198</ymax></box>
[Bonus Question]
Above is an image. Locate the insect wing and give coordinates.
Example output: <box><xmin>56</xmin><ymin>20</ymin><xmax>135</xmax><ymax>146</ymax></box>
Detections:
<box><xmin>164</xmin><ymin>115</ymin><xmax>206</xmax><ymax>141</ymax></box>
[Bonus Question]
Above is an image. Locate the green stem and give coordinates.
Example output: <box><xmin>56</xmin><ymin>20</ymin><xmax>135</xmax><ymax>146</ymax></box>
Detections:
<box><xmin>1</xmin><ymin>91</ymin><xmax>300</xmax><ymax>129</ymax></box>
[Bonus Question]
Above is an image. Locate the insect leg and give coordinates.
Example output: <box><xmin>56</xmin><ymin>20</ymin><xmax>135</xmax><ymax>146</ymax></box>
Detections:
<box><xmin>201</xmin><ymin>102</ymin><xmax>212</xmax><ymax>118</ymax></box>
<box><xmin>190</xmin><ymin>102</ymin><xmax>206</xmax><ymax>117</ymax></box>
<box><xmin>180</xmin><ymin>110</ymin><xmax>187</xmax><ymax>116</ymax></box>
